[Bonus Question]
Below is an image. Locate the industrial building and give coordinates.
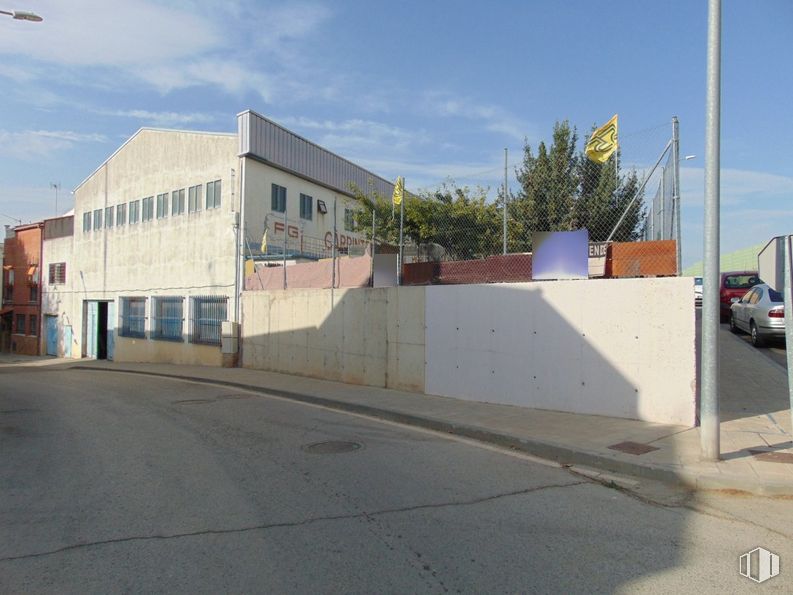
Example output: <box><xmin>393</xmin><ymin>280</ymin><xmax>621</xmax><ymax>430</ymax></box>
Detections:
<box><xmin>41</xmin><ymin>110</ymin><xmax>394</xmax><ymax>365</ymax></box>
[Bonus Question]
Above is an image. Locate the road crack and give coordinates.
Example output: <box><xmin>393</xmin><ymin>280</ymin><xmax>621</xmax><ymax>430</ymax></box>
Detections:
<box><xmin>0</xmin><ymin>481</ymin><xmax>586</xmax><ymax>563</ymax></box>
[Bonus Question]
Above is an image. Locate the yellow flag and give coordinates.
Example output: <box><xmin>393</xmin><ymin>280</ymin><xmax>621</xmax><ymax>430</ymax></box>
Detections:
<box><xmin>585</xmin><ymin>114</ymin><xmax>618</xmax><ymax>164</ymax></box>
<box><xmin>260</xmin><ymin>229</ymin><xmax>268</xmax><ymax>254</ymax></box>
<box><xmin>392</xmin><ymin>176</ymin><xmax>404</xmax><ymax>206</ymax></box>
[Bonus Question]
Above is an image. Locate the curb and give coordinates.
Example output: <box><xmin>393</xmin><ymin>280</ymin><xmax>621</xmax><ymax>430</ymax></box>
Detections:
<box><xmin>73</xmin><ymin>365</ymin><xmax>793</xmax><ymax>497</ymax></box>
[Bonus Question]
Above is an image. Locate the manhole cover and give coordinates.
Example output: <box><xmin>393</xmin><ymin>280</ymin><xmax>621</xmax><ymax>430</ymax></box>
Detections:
<box><xmin>303</xmin><ymin>441</ymin><xmax>363</xmax><ymax>454</ymax></box>
<box><xmin>607</xmin><ymin>441</ymin><xmax>659</xmax><ymax>456</ymax></box>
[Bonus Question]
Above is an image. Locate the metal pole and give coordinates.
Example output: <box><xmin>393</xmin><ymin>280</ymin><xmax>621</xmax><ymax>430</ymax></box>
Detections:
<box><xmin>398</xmin><ymin>182</ymin><xmax>404</xmax><ymax>285</ymax></box>
<box><xmin>660</xmin><ymin>166</ymin><xmax>666</xmax><ymax>240</ymax></box>
<box><xmin>332</xmin><ymin>197</ymin><xmax>337</xmax><ymax>289</ymax></box>
<box><xmin>283</xmin><ymin>197</ymin><xmax>287</xmax><ymax>290</ymax></box>
<box><xmin>503</xmin><ymin>148</ymin><xmax>508</xmax><ymax>255</ymax></box>
<box><xmin>784</xmin><ymin>235</ymin><xmax>793</xmax><ymax>439</ymax></box>
<box><xmin>371</xmin><ymin>209</ymin><xmax>376</xmax><ymax>286</ymax></box>
<box><xmin>701</xmin><ymin>0</ymin><xmax>721</xmax><ymax>461</ymax></box>
<box><xmin>672</xmin><ymin>116</ymin><xmax>682</xmax><ymax>274</ymax></box>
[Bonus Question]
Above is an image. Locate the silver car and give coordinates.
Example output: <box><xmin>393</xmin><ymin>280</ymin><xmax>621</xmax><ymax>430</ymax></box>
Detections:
<box><xmin>729</xmin><ymin>283</ymin><xmax>785</xmax><ymax>347</ymax></box>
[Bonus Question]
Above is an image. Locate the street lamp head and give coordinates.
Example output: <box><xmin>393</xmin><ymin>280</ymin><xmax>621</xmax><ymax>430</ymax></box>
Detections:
<box><xmin>1</xmin><ymin>9</ymin><xmax>43</xmax><ymax>21</ymax></box>
<box><xmin>684</xmin><ymin>155</ymin><xmax>697</xmax><ymax>161</ymax></box>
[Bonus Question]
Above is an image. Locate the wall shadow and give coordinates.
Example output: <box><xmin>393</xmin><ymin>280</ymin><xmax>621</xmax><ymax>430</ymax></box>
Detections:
<box><xmin>239</xmin><ymin>282</ymin><xmax>690</xmax><ymax>591</ymax></box>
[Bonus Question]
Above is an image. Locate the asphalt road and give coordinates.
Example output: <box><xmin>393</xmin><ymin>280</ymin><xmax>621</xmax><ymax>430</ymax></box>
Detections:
<box><xmin>1</xmin><ymin>367</ymin><xmax>791</xmax><ymax>594</ymax></box>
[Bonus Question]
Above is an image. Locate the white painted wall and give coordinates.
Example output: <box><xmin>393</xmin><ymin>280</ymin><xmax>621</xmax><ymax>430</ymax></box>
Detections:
<box><xmin>424</xmin><ymin>278</ymin><xmax>696</xmax><ymax>425</ymax></box>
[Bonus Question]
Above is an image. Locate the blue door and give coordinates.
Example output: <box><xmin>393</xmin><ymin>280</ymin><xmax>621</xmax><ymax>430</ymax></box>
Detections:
<box><xmin>64</xmin><ymin>326</ymin><xmax>72</xmax><ymax>358</ymax></box>
<box><xmin>45</xmin><ymin>315</ymin><xmax>58</xmax><ymax>356</ymax></box>
<box><xmin>86</xmin><ymin>301</ymin><xmax>98</xmax><ymax>358</ymax></box>
<box><xmin>106</xmin><ymin>301</ymin><xmax>115</xmax><ymax>361</ymax></box>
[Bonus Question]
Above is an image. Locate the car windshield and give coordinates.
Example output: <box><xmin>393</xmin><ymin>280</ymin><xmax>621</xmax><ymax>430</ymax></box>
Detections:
<box><xmin>724</xmin><ymin>275</ymin><xmax>758</xmax><ymax>289</ymax></box>
<box><xmin>769</xmin><ymin>288</ymin><xmax>783</xmax><ymax>302</ymax></box>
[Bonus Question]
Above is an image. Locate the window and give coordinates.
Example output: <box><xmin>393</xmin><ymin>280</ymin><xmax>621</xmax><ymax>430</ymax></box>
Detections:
<box><xmin>49</xmin><ymin>262</ymin><xmax>66</xmax><ymax>285</ymax></box>
<box><xmin>93</xmin><ymin>209</ymin><xmax>103</xmax><ymax>230</ymax></box>
<box><xmin>15</xmin><ymin>313</ymin><xmax>25</xmax><ymax>335</ymax></box>
<box><xmin>156</xmin><ymin>193</ymin><xmax>168</xmax><ymax>219</ymax></box>
<box><xmin>142</xmin><ymin>196</ymin><xmax>154</xmax><ymax>222</ymax></box>
<box><xmin>83</xmin><ymin>212</ymin><xmax>91</xmax><ymax>233</ymax></box>
<box><xmin>206</xmin><ymin>179</ymin><xmax>221</xmax><ymax>209</ymax></box>
<box><xmin>344</xmin><ymin>208</ymin><xmax>356</xmax><ymax>232</ymax></box>
<box><xmin>119</xmin><ymin>296</ymin><xmax>146</xmax><ymax>338</ymax></box>
<box><xmin>172</xmin><ymin>189</ymin><xmax>185</xmax><ymax>215</ymax></box>
<box><xmin>105</xmin><ymin>206</ymin><xmax>114</xmax><ymax>228</ymax></box>
<box><xmin>116</xmin><ymin>203</ymin><xmax>127</xmax><ymax>226</ymax></box>
<box><xmin>188</xmin><ymin>184</ymin><xmax>202</xmax><ymax>213</ymax></box>
<box><xmin>4</xmin><ymin>269</ymin><xmax>13</xmax><ymax>301</ymax></box>
<box><xmin>129</xmin><ymin>200</ymin><xmax>140</xmax><ymax>224</ymax></box>
<box><xmin>152</xmin><ymin>296</ymin><xmax>183</xmax><ymax>341</ymax></box>
<box><xmin>29</xmin><ymin>315</ymin><xmax>37</xmax><ymax>336</ymax></box>
<box><xmin>299</xmin><ymin>193</ymin><xmax>313</xmax><ymax>220</ymax></box>
<box><xmin>271</xmin><ymin>184</ymin><xmax>286</xmax><ymax>213</ymax></box>
<box><xmin>28</xmin><ymin>266</ymin><xmax>38</xmax><ymax>302</ymax></box>
<box><xmin>190</xmin><ymin>296</ymin><xmax>227</xmax><ymax>345</ymax></box>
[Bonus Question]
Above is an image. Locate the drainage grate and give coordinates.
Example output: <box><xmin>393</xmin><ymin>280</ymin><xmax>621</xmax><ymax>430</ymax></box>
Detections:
<box><xmin>608</xmin><ymin>441</ymin><xmax>660</xmax><ymax>456</ymax></box>
<box><xmin>303</xmin><ymin>441</ymin><xmax>363</xmax><ymax>455</ymax></box>
<box><xmin>749</xmin><ymin>450</ymin><xmax>793</xmax><ymax>465</ymax></box>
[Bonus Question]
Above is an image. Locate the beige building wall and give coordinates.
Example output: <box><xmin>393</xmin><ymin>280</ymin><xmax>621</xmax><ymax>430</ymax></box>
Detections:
<box><xmin>70</xmin><ymin>129</ymin><xmax>238</xmax><ymax>364</ymax></box>
<box><xmin>241</xmin><ymin>287</ymin><xmax>425</xmax><ymax>392</ymax></box>
<box><xmin>243</xmin><ymin>158</ymin><xmax>368</xmax><ymax>256</ymax></box>
<box><xmin>41</xmin><ymin>224</ymin><xmax>78</xmax><ymax>357</ymax></box>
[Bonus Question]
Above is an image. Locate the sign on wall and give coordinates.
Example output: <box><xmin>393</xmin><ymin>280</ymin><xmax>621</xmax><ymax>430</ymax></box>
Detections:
<box><xmin>532</xmin><ymin>230</ymin><xmax>590</xmax><ymax>280</ymax></box>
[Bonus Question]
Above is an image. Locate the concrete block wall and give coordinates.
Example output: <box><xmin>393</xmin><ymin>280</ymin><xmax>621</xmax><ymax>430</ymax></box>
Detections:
<box><xmin>241</xmin><ymin>278</ymin><xmax>696</xmax><ymax>426</ymax></box>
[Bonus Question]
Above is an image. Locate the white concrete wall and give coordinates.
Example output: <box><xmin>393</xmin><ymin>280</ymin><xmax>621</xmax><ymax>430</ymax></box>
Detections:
<box><xmin>241</xmin><ymin>278</ymin><xmax>696</xmax><ymax>426</ymax></box>
<box><xmin>425</xmin><ymin>278</ymin><xmax>696</xmax><ymax>425</ymax></box>
<box><xmin>242</xmin><ymin>287</ymin><xmax>425</xmax><ymax>392</ymax></box>
<box><xmin>71</xmin><ymin>129</ymin><xmax>238</xmax><ymax>364</ymax></box>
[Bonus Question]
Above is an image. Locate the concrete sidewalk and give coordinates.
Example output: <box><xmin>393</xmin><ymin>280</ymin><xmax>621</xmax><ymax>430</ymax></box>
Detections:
<box><xmin>52</xmin><ymin>331</ymin><xmax>788</xmax><ymax>496</ymax></box>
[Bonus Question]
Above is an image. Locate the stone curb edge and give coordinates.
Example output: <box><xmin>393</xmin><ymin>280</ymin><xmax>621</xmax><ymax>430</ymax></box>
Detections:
<box><xmin>73</xmin><ymin>365</ymin><xmax>793</xmax><ymax>497</ymax></box>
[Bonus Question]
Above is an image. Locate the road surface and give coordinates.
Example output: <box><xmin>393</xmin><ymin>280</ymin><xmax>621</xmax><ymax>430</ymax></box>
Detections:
<box><xmin>1</xmin><ymin>367</ymin><xmax>791</xmax><ymax>593</ymax></box>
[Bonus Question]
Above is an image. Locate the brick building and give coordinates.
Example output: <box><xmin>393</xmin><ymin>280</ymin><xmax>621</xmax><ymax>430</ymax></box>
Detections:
<box><xmin>1</xmin><ymin>222</ymin><xmax>43</xmax><ymax>354</ymax></box>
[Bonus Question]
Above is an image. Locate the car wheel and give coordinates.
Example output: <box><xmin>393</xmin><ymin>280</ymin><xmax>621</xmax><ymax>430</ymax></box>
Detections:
<box><xmin>750</xmin><ymin>321</ymin><xmax>765</xmax><ymax>348</ymax></box>
<box><xmin>729</xmin><ymin>313</ymin><xmax>739</xmax><ymax>333</ymax></box>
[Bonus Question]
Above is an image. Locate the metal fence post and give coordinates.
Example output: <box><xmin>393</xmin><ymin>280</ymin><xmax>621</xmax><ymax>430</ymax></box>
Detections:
<box><xmin>672</xmin><ymin>116</ymin><xmax>682</xmax><ymax>274</ymax></box>
<box><xmin>502</xmin><ymin>147</ymin><xmax>508</xmax><ymax>255</ymax></box>
<box><xmin>701</xmin><ymin>0</ymin><xmax>721</xmax><ymax>461</ymax></box>
<box><xmin>332</xmin><ymin>197</ymin><xmax>337</xmax><ymax>289</ymax></box>
<box><xmin>784</xmin><ymin>235</ymin><xmax>793</xmax><ymax>438</ymax></box>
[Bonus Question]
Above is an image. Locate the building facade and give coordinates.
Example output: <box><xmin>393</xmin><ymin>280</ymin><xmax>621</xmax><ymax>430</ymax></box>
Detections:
<box><xmin>43</xmin><ymin>110</ymin><xmax>394</xmax><ymax>365</ymax></box>
<box><xmin>1</xmin><ymin>222</ymin><xmax>43</xmax><ymax>354</ymax></box>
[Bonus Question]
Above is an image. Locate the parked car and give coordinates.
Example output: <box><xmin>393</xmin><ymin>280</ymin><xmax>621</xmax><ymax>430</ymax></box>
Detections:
<box><xmin>729</xmin><ymin>283</ymin><xmax>785</xmax><ymax>347</ymax></box>
<box><xmin>694</xmin><ymin>276</ymin><xmax>703</xmax><ymax>307</ymax></box>
<box><xmin>719</xmin><ymin>271</ymin><xmax>760</xmax><ymax>322</ymax></box>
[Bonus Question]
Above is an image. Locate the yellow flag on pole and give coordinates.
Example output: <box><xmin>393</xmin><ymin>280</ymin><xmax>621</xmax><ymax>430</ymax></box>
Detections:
<box><xmin>585</xmin><ymin>114</ymin><xmax>618</xmax><ymax>164</ymax></box>
<box><xmin>260</xmin><ymin>229</ymin><xmax>268</xmax><ymax>254</ymax></box>
<box><xmin>392</xmin><ymin>176</ymin><xmax>404</xmax><ymax>206</ymax></box>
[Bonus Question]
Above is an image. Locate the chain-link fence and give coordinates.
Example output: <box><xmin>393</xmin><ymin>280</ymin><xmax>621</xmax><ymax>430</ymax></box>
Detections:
<box><xmin>244</xmin><ymin>120</ymin><xmax>682</xmax><ymax>288</ymax></box>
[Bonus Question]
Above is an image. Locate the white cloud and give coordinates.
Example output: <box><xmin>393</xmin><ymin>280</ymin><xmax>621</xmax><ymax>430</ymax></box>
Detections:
<box><xmin>0</xmin><ymin>130</ymin><xmax>107</xmax><ymax>159</ymax></box>
<box><xmin>680</xmin><ymin>167</ymin><xmax>793</xmax><ymax>207</ymax></box>
<box><xmin>95</xmin><ymin>109</ymin><xmax>217</xmax><ymax>126</ymax></box>
<box><xmin>421</xmin><ymin>91</ymin><xmax>529</xmax><ymax>141</ymax></box>
<box><xmin>0</xmin><ymin>1</ymin><xmax>220</xmax><ymax>66</ymax></box>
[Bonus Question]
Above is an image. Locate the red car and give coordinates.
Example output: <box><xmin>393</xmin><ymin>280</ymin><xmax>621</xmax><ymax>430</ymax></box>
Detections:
<box><xmin>720</xmin><ymin>271</ymin><xmax>760</xmax><ymax>322</ymax></box>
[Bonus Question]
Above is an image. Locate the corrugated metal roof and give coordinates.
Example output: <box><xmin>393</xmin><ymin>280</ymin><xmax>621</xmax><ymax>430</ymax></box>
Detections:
<box><xmin>238</xmin><ymin>110</ymin><xmax>394</xmax><ymax>199</ymax></box>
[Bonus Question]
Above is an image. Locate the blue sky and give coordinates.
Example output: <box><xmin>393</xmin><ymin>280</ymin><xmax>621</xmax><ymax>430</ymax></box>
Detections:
<box><xmin>0</xmin><ymin>0</ymin><xmax>791</xmax><ymax>267</ymax></box>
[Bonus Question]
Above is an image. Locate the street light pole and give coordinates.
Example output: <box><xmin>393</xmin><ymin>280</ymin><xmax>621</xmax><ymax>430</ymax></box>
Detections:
<box><xmin>50</xmin><ymin>182</ymin><xmax>60</xmax><ymax>216</ymax></box>
<box><xmin>701</xmin><ymin>0</ymin><xmax>722</xmax><ymax>461</ymax></box>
